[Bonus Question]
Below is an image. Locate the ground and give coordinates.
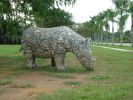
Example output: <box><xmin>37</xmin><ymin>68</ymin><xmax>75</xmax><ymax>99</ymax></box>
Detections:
<box><xmin>0</xmin><ymin>45</ymin><xmax>133</xmax><ymax>100</ymax></box>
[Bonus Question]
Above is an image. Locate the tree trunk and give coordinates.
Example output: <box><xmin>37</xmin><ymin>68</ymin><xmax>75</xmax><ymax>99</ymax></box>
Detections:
<box><xmin>106</xmin><ymin>33</ymin><xmax>109</xmax><ymax>45</ymax></box>
<box><xmin>97</xmin><ymin>34</ymin><xmax>100</xmax><ymax>45</ymax></box>
<box><xmin>93</xmin><ymin>33</ymin><xmax>96</xmax><ymax>44</ymax></box>
<box><xmin>120</xmin><ymin>31</ymin><xmax>123</xmax><ymax>46</ymax></box>
<box><xmin>112</xmin><ymin>22</ymin><xmax>114</xmax><ymax>45</ymax></box>
<box><xmin>119</xmin><ymin>24</ymin><xmax>123</xmax><ymax>46</ymax></box>
<box><xmin>120</xmin><ymin>11</ymin><xmax>123</xmax><ymax>46</ymax></box>
<box><xmin>131</xmin><ymin>17</ymin><xmax>133</xmax><ymax>47</ymax></box>
<box><xmin>100</xmin><ymin>33</ymin><xmax>103</xmax><ymax>45</ymax></box>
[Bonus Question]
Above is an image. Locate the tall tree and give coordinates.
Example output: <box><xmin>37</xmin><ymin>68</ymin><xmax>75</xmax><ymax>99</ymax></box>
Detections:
<box><xmin>129</xmin><ymin>1</ymin><xmax>133</xmax><ymax>47</ymax></box>
<box><xmin>34</xmin><ymin>8</ymin><xmax>74</xmax><ymax>27</ymax></box>
<box><xmin>0</xmin><ymin>0</ymin><xmax>76</xmax><ymax>44</ymax></box>
<box><xmin>112</xmin><ymin>0</ymin><xmax>129</xmax><ymax>46</ymax></box>
<box><xmin>102</xmin><ymin>10</ymin><xmax>110</xmax><ymax>45</ymax></box>
<box><xmin>89</xmin><ymin>17</ymin><xmax>98</xmax><ymax>43</ymax></box>
<box><xmin>106</xmin><ymin>9</ymin><xmax>117</xmax><ymax>45</ymax></box>
<box><xmin>97</xmin><ymin>12</ymin><xmax>105</xmax><ymax>44</ymax></box>
<box><xmin>89</xmin><ymin>15</ymin><xmax>104</xmax><ymax>44</ymax></box>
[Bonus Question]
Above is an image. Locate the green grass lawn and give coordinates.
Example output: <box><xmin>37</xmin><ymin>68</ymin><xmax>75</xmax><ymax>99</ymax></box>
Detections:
<box><xmin>0</xmin><ymin>45</ymin><xmax>133</xmax><ymax>100</ymax></box>
<box><xmin>93</xmin><ymin>44</ymin><xmax>133</xmax><ymax>50</ymax></box>
<box><xmin>0</xmin><ymin>45</ymin><xmax>21</xmax><ymax>55</ymax></box>
<box><xmin>37</xmin><ymin>46</ymin><xmax>133</xmax><ymax>100</ymax></box>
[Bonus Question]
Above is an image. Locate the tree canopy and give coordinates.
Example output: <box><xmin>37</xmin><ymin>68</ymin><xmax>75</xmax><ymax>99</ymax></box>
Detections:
<box><xmin>0</xmin><ymin>0</ymin><xmax>76</xmax><ymax>44</ymax></box>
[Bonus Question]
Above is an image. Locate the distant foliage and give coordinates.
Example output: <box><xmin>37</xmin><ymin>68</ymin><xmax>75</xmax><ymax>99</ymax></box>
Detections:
<box><xmin>35</xmin><ymin>8</ymin><xmax>74</xmax><ymax>28</ymax></box>
<box><xmin>0</xmin><ymin>0</ymin><xmax>76</xmax><ymax>44</ymax></box>
<box><xmin>75</xmin><ymin>0</ymin><xmax>132</xmax><ymax>45</ymax></box>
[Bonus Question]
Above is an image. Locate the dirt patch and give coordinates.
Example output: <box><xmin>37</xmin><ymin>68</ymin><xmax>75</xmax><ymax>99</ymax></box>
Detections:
<box><xmin>0</xmin><ymin>72</ymin><xmax>91</xmax><ymax>100</ymax></box>
<box><xmin>0</xmin><ymin>59</ymin><xmax>12</xmax><ymax>63</ymax></box>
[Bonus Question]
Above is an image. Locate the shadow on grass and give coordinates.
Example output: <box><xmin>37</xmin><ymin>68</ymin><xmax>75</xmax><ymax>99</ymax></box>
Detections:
<box><xmin>11</xmin><ymin>64</ymin><xmax>92</xmax><ymax>74</ymax></box>
<box><xmin>0</xmin><ymin>54</ymin><xmax>93</xmax><ymax>79</ymax></box>
<box><xmin>0</xmin><ymin>77</ymin><xmax>12</xmax><ymax>85</ymax></box>
<box><xmin>64</xmin><ymin>81</ymin><xmax>81</xmax><ymax>86</ymax></box>
<box><xmin>11</xmin><ymin>65</ymin><xmax>93</xmax><ymax>79</ymax></box>
<box><xmin>0</xmin><ymin>56</ymin><xmax>25</xmax><ymax>68</ymax></box>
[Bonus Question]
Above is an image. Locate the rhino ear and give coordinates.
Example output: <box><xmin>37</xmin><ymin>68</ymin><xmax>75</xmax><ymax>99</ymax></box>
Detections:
<box><xmin>86</xmin><ymin>37</ymin><xmax>91</xmax><ymax>43</ymax></box>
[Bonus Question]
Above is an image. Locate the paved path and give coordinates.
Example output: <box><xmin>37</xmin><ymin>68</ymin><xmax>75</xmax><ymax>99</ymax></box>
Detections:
<box><xmin>93</xmin><ymin>45</ymin><xmax>133</xmax><ymax>53</ymax></box>
<box><xmin>92</xmin><ymin>43</ymin><xmax>131</xmax><ymax>46</ymax></box>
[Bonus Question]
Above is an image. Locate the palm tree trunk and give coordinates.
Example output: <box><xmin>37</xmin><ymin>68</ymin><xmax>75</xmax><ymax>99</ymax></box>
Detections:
<box><xmin>131</xmin><ymin>17</ymin><xmax>133</xmax><ymax>47</ymax></box>
<box><xmin>93</xmin><ymin>33</ymin><xmax>96</xmax><ymax>44</ymax></box>
<box><xmin>106</xmin><ymin>33</ymin><xmax>109</xmax><ymax>45</ymax></box>
<box><xmin>112</xmin><ymin>33</ymin><xmax>114</xmax><ymax>45</ymax></box>
<box><xmin>120</xmin><ymin>25</ymin><xmax>123</xmax><ymax>46</ymax></box>
<box><xmin>120</xmin><ymin>31</ymin><xmax>123</xmax><ymax>46</ymax></box>
<box><xmin>100</xmin><ymin>33</ymin><xmax>103</xmax><ymax>44</ymax></box>
<box><xmin>120</xmin><ymin>11</ymin><xmax>124</xmax><ymax>46</ymax></box>
<box><xmin>97</xmin><ymin>34</ymin><xmax>100</xmax><ymax>45</ymax></box>
<box><xmin>112</xmin><ymin>22</ymin><xmax>114</xmax><ymax>45</ymax></box>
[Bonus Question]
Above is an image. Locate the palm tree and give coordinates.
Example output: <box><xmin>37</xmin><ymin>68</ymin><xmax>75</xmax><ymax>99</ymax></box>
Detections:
<box><xmin>112</xmin><ymin>0</ymin><xmax>129</xmax><ymax>46</ymax></box>
<box><xmin>96</xmin><ymin>13</ymin><xmax>105</xmax><ymax>44</ymax></box>
<box><xmin>103</xmin><ymin>10</ymin><xmax>110</xmax><ymax>45</ymax></box>
<box><xmin>129</xmin><ymin>1</ymin><xmax>133</xmax><ymax>47</ymax></box>
<box><xmin>107</xmin><ymin>9</ymin><xmax>117</xmax><ymax>45</ymax></box>
<box><xmin>90</xmin><ymin>16</ymin><xmax>100</xmax><ymax>44</ymax></box>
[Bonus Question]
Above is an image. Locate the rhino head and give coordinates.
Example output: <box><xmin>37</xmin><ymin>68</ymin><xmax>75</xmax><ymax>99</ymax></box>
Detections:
<box><xmin>74</xmin><ymin>38</ymin><xmax>95</xmax><ymax>70</ymax></box>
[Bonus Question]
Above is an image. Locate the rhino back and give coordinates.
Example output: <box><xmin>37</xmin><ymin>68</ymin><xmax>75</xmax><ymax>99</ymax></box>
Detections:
<box><xmin>22</xmin><ymin>26</ymin><xmax>86</xmax><ymax>52</ymax></box>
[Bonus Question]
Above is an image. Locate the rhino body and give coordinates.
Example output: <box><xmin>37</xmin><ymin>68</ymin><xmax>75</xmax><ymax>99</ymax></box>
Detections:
<box><xmin>21</xmin><ymin>26</ymin><xmax>95</xmax><ymax>70</ymax></box>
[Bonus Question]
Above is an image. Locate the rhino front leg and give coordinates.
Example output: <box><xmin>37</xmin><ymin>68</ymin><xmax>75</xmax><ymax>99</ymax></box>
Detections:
<box><xmin>23</xmin><ymin>47</ymin><xmax>37</xmax><ymax>68</ymax></box>
<box><xmin>54</xmin><ymin>54</ymin><xmax>65</xmax><ymax>70</ymax></box>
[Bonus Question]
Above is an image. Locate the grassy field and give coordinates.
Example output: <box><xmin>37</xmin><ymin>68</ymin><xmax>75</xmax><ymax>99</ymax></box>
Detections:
<box><xmin>37</xmin><ymin>45</ymin><xmax>133</xmax><ymax>100</ymax></box>
<box><xmin>93</xmin><ymin>44</ymin><xmax>133</xmax><ymax>50</ymax></box>
<box><xmin>0</xmin><ymin>45</ymin><xmax>133</xmax><ymax>100</ymax></box>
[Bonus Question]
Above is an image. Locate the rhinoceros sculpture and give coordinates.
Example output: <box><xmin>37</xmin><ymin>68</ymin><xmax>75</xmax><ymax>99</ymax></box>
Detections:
<box><xmin>21</xmin><ymin>26</ymin><xmax>95</xmax><ymax>70</ymax></box>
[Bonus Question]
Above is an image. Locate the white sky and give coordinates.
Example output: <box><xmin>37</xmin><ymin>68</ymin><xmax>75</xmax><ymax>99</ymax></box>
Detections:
<box><xmin>61</xmin><ymin>0</ymin><xmax>131</xmax><ymax>31</ymax></box>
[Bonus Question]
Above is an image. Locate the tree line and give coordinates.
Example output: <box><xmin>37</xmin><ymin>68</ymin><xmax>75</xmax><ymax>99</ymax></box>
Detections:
<box><xmin>0</xmin><ymin>0</ymin><xmax>75</xmax><ymax>44</ymax></box>
<box><xmin>76</xmin><ymin>0</ymin><xmax>133</xmax><ymax>47</ymax></box>
<box><xmin>1</xmin><ymin>0</ymin><xmax>133</xmax><ymax>47</ymax></box>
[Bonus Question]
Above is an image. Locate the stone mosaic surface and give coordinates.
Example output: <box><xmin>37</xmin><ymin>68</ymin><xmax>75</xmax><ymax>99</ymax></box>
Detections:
<box><xmin>21</xmin><ymin>26</ymin><xmax>95</xmax><ymax>70</ymax></box>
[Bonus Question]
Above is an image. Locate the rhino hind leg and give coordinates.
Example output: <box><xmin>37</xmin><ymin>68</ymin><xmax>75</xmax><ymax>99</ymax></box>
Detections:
<box><xmin>32</xmin><ymin>56</ymin><xmax>38</xmax><ymax>68</ymax></box>
<box><xmin>54</xmin><ymin>54</ymin><xmax>65</xmax><ymax>70</ymax></box>
<box><xmin>51</xmin><ymin>57</ymin><xmax>56</xmax><ymax>67</ymax></box>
